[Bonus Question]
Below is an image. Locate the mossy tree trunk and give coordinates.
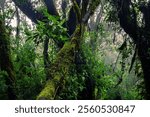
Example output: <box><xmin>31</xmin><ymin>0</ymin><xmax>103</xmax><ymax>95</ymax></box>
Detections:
<box><xmin>0</xmin><ymin>17</ymin><xmax>16</xmax><ymax>99</ymax></box>
<box><xmin>12</xmin><ymin>0</ymin><xmax>101</xmax><ymax>99</ymax></box>
<box><xmin>37</xmin><ymin>25</ymin><xmax>82</xmax><ymax>99</ymax></box>
<box><xmin>37</xmin><ymin>0</ymin><xmax>101</xmax><ymax>100</ymax></box>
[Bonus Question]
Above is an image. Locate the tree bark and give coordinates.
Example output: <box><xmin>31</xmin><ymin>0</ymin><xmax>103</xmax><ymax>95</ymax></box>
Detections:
<box><xmin>43</xmin><ymin>37</ymin><xmax>51</xmax><ymax>80</ymax></box>
<box><xmin>37</xmin><ymin>0</ymin><xmax>101</xmax><ymax>99</ymax></box>
<box><xmin>37</xmin><ymin>25</ymin><xmax>82</xmax><ymax>99</ymax></box>
<box><xmin>0</xmin><ymin>17</ymin><xmax>16</xmax><ymax>99</ymax></box>
<box><xmin>138</xmin><ymin>35</ymin><xmax>150</xmax><ymax>99</ymax></box>
<box><xmin>115</xmin><ymin>0</ymin><xmax>150</xmax><ymax>99</ymax></box>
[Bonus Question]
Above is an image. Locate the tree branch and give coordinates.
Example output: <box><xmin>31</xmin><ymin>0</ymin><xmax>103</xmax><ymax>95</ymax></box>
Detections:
<box><xmin>116</xmin><ymin>0</ymin><xmax>139</xmax><ymax>43</ymax></box>
<box><xmin>12</xmin><ymin>0</ymin><xmax>43</xmax><ymax>23</ymax></box>
<box><xmin>43</xmin><ymin>0</ymin><xmax>58</xmax><ymax>16</ymax></box>
<box><xmin>71</xmin><ymin>0</ymin><xmax>81</xmax><ymax>23</ymax></box>
<box><xmin>82</xmin><ymin>0</ymin><xmax>101</xmax><ymax>23</ymax></box>
<box><xmin>67</xmin><ymin>0</ymin><xmax>81</xmax><ymax>35</ymax></box>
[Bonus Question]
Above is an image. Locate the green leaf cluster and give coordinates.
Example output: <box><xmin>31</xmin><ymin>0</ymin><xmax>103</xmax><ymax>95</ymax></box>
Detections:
<box><xmin>31</xmin><ymin>9</ymin><xmax>68</xmax><ymax>45</ymax></box>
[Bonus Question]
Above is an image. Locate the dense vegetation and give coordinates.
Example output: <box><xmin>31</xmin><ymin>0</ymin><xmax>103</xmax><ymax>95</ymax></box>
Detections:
<box><xmin>0</xmin><ymin>0</ymin><xmax>149</xmax><ymax>100</ymax></box>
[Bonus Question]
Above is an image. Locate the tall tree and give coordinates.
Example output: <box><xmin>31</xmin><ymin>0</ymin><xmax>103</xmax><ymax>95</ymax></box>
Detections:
<box><xmin>113</xmin><ymin>0</ymin><xmax>150</xmax><ymax>99</ymax></box>
<box><xmin>12</xmin><ymin>0</ymin><xmax>80</xmax><ymax>80</ymax></box>
<box><xmin>37</xmin><ymin>0</ymin><xmax>101</xmax><ymax>99</ymax></box>
<box><xmin>11</xmin><ymin>0</ymin><xmax>101</xmax><ymax>99</ymax></box>
<box><xmin>0</xmin><ymin>15</ymin><xmax>16</xmax><ymax>99</ymax></box>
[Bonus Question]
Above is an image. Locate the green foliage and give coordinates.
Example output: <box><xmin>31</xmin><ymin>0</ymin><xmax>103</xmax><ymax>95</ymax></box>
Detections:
<box><xmin>30</xmin><ymin>9</ymin><xmax>68</xmax><ymax>45</ymax></box>
<box><xmin>0</xmin><ymin>71</ymin><xmax>8</xmax><ymax>99</ymax></box>
<box><xmin>15</xmin><ymin>73</ymin><xmax>45</xmax><ymax>99</ymax></box>
<box><xmin>13</xmin><ymin>41</ymin><xmax>45</xmax><ymax>99</ymax></box>
<box><xmin>57</xmin><ymin>72</ymin><xmax>86</xmax><ymax>99</ymax></box>
<box><xmin>0</xmin><ymin>0</ymin><xmax>144</xmax><ymax>100</ymax></box>
<box><xmin>6</xmin><ymin>20</ymin><xmax>46</xmax><ymax>99</ymax></box>
<box><xmin>82</xmin><ymin>23</ymin><xmax>142</xmax><ymax>100</ymax></box>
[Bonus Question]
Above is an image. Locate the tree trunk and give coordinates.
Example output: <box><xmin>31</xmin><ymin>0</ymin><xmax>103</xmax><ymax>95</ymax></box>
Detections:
<box><xmin>43</xmin><ymin>38</ymin><xmax>51</xmax><ymax>80</ymax></box>
<box><xmin>138</xmin><ymin>37</ymin><xmax>150</xmax><ymax>99</ymax></box>
<box><xmin>114</xmin><ymin>0</ymin><xmax>150</xmax><ymax>99</ymax></box>
<box><xmin>37</xmin><ymin>0</ymin><xmax>101</xmax><ymax>100</ymax></box>
<box><xmin>0</xmin><ymin>17</ymin><xmax>16</xmax><ymax>99</ymax></box>
<box><xmin>37</xmin><ymin>25</ymin><xmax>82</xmax><ymax>99</ymax></box>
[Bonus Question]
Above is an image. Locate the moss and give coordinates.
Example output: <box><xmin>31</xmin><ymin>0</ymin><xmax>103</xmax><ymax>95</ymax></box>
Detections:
<box><xmin>37</xmin><ymin>25</ymin><xmax>82</xmax><ymax>99</ymax></box>
<box><xmin>37</xmin><ymin>80</ymin><xmax>55</xmax><ymax>99</ymax></box>
<box><xmin>0</xmin><ymin>16</ymin><xmax>16</xmax><ymax>99</ymax></box>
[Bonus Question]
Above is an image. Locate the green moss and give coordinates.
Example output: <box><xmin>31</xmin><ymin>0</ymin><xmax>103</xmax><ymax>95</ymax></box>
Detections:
<box><xmin>37</xmin><ymin>80</ymin><xmax>55</xmax><ymax>99</ymax></box>
<box><xmin>37</xmin><ymin>25</ymin><xmax>82</xmax><ymax>99</ymax></box>
<box><xmin>0</xmin><ymin>16</ymin><xmax>16</xmax><ymax>99</ymax></box>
